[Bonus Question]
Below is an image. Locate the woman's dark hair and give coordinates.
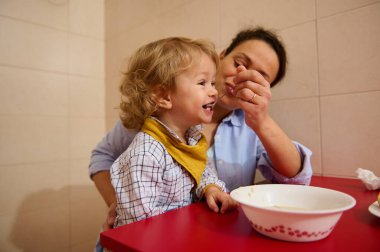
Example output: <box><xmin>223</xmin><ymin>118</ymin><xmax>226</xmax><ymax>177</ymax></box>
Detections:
<box><xmin>224</xmin><ymin>27</ymin><xmax>287</xmax><ymax>87</ymax></box>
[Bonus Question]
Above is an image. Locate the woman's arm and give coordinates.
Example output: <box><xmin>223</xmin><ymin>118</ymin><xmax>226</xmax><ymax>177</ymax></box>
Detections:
<box><xmin>253</xmin><ymin>117</ymin><xmax>301</xmax><ymax>177</ymax></box>
<box><xmin>92</xmin><ymin>171</ymin><xmax>116</xmax><ymax>207</ymax></box>
<box><xmin>257</xmin><ymin>140</ymin><xmax>313</xmax><ymax>185</ymax></box>
<box><xmin>233</xmin><ymin>66</ymin><xmax>301</xmax><ymax>178</ymax></box>
<box><xmin>89</xmin><ymin>121</ymin><xmax>137</xmax><ymax>177</ymax></box>
<box><xmin>89</xmin><ymin>121</ymin><xmax>137</xmax><ymax>206</ymax></box>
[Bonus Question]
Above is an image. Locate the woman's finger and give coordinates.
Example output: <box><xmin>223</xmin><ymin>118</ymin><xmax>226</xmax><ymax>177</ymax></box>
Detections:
<box><xmin>234</xmin><ymin>87</ymin><xmax>259</xmax><ymax>104</ymax></box>
<box><xmin>234</xmin><ymin>68</ymin><xmax>270</xmax><ymax>88</ymax></box>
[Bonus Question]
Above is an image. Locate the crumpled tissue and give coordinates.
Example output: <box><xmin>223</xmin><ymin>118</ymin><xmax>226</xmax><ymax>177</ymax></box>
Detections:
<box><xmin>356</xmin><ymin>168</ymin><xmax>380</xmax><ymax>190</ymax></box>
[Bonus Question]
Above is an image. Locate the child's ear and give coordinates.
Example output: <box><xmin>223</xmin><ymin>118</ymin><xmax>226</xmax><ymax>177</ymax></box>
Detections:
<box><xmin>156</xmin><ymin>94</ymin><xmax>172</xmax><ymax>109</ymax></box>
<box><xmin>152</xmin><ymin>87</ymin><xmax>172</xmax><ymax>109</ymax></box>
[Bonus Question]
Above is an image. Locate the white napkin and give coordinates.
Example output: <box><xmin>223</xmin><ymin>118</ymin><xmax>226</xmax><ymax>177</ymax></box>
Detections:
<box><xmin>356</xmin><ymin>168</ymin><xmax>380</xmax><ymax>190</ymax></box>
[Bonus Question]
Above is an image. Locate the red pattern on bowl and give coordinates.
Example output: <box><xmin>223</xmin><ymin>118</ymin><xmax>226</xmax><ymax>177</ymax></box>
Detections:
<box><xmin>250</xmin><ymin>221</ymin><xmax>335</xmax><ymax>239</ymax></box>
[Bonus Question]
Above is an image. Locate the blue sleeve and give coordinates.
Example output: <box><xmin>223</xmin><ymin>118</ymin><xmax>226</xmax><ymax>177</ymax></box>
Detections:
<box><xmin>257</xmin><ymin>141</ymin><xmax>313</xmax><ymax>185</ymax></box>
<box><xmin>88</xmin><ymin>120</ymin><xmax>137</xmax><ymax>177</ymax></box>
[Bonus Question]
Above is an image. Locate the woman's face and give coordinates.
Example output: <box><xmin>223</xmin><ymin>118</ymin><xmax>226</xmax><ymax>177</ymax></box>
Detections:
<box><xmin>216</xmin><ymin>39</ymin><xmax>280</xmax><ymax>110</ymax></box>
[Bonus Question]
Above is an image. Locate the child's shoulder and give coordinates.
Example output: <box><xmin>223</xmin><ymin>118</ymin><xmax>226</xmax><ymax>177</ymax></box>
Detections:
<box><xmin>130</xmin><ymin>131</ymin><xmax>167</xmax><ymax>155</ymax></box>
<box><xmin>116</xmin><ymin>132</ymin><xmax>167</xmax><ymax>168</ymax></box>
<box><xmin>114</xmin><ymin>132</ymin><xmax>167</xmax><ymax>169</ymax></box>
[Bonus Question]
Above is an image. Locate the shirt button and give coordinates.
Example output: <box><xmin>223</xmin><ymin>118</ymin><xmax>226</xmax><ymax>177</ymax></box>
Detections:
<box><xmin>215</xmin><ymin>134</ymin><xmax>220</xmax><ymax>140</ymax></box>
<box><xmin>218</xmin><ymin>160</ymin><xmax>223</xmax><ymax>165</ymax></box>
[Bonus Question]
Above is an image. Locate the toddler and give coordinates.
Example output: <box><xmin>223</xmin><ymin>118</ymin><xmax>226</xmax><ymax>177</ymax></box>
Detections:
<box><xmin>111</xmin><ymin>37</ymin><xmax>236</xmax><ymax>227</ymax></box>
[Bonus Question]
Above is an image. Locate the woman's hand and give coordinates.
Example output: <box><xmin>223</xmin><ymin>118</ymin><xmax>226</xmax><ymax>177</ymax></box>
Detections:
<box><xmin>232</xmin><ymin>65</ymin><xmax>302</xmax><ymax>178</ymax></box>
<box><xmin>233</xmin><ymin>65</ymin><xmax>272</xmax><ymax>132</ymax></box>
<box><xmin>204</xmin><ymin>186</ymin><xmax>237</xmax><ymax>213</ymax></box>
<box><xmin>103</xmin><ymin>202</ymin><xmax>117</xmax><ymax>231</ymax></box>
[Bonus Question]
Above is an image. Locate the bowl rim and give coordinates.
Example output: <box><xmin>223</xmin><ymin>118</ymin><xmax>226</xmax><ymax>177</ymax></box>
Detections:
<box><xmin>230</xmin><ymin>184</ymin><xmax>356</xmax><ymax>215</ymax></box>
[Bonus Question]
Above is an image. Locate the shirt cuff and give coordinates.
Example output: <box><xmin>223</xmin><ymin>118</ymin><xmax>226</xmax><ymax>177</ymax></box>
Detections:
<box><xmin>259</xmin><ymin>141</ymin><xmax>313</xmax><ymax>185</ymax></box>
<box><xmin>200</xmin><ymin>184</ymin><xmax>222</xmax><ymax>199</ymax></box>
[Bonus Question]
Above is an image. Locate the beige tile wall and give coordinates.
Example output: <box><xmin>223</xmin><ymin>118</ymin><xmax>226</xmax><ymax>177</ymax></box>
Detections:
<box><xmin>1</xmin><ymin>0</ymin><xmax>379</xmax><ymax>251</ymax></box>
<box><xmin>0</xmin><ymin>0</ymin><xmax>106</xmax><ymax>251</ymax></box>
<box><xmin>105</xmin><ymin>0</ymin><xmax>380</xmax><ymax>179</ymax></box>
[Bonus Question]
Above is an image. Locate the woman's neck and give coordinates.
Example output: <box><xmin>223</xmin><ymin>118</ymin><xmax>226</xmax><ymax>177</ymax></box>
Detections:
<box><xmin>211</xmin><ymin>103</ymin><xmax>232</xmax><ymax>123</ymax></box>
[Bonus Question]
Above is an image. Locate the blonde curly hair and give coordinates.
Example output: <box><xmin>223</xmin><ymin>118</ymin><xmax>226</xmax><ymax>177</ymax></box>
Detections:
<box><xmin>119</xmin><ymin>37</ymin><xmax>219</xmax><ymax>130</ymax></box>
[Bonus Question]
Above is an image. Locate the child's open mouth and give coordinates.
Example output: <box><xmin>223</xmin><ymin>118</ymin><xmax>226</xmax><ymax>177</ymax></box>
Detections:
<box><xmin>202</xmin><ymin>101</ymin><xmax>216</xmax><ymax>111</ymax></box>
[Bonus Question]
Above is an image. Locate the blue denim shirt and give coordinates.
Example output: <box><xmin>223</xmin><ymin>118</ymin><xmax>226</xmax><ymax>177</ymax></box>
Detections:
<box><xmin>89</xmin><ymin>109</ymin><xmax>313</xmax><ymax>191</ymax></box>
<box><xmin>208</xmin><ymin>109</ymin><xmax>312</xmax><ymax>191</ymax></box>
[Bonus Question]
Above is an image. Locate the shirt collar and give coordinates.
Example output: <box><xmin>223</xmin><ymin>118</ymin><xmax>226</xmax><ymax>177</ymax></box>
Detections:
<box><xmin>149</xmin><ymin>116</ymin><xmax>202</xmax><ymax>145</ymax></box>
<box><xmin>221</xmin><ymin>109</ymin><xmax>244</xmax><ymax>127</ymax></box>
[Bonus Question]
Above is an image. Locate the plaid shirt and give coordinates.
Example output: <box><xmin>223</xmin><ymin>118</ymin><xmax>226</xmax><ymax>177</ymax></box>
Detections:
<box><xmin>111</xmin><ymin>121</ymin><xmax>226</xmax><ymax>227</ymax></box>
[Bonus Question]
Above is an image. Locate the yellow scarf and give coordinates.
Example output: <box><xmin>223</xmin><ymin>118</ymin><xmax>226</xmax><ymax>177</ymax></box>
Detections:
<box><xmin>141</xmin><ymin>117</ymin><xmax>207</xmax><ymax>187</ymax></box>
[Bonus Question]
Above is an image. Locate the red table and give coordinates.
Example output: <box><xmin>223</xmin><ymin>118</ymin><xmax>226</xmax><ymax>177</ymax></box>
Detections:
<box><xmin>100</xmin><ymin>176</ymin><xmax>380</xmax><ymax>252</ymax></box>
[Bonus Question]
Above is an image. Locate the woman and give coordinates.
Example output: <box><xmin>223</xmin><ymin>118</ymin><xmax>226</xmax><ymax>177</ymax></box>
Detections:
<box><xmin>89</xmin><ymin>27</ymin><xmax>313</xmax><ymax>229</ymax></box>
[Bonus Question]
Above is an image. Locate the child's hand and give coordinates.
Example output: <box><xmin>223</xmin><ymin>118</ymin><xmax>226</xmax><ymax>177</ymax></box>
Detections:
<box><xmin>204</xmin><ymin>186</ymin><xmax>238</xmax><ymax>213</ymax></box>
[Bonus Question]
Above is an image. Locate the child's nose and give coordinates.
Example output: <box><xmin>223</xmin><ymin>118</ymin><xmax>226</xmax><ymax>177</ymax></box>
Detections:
<box><xmin>209</xmin><ymin>86</ymin><xmax>218</xmax><ymax>97</ymax></box>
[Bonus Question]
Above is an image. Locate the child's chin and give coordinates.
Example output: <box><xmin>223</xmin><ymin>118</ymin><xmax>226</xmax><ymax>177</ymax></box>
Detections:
<box><xmin>199</xmin><ymin>117</ymin><xmax>212</xmax><ymax>124</ymax></box>
<box><xmin>204</xmin><ymin>116</ymin><xmax>213</xmax><ymax>123</ymax></box>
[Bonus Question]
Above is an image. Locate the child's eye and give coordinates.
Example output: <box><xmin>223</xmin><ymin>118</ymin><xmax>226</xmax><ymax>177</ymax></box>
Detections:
<box><xmin>197</xmin><ymin>80</ymin><xmax>206</xmax><ymax>86</ymax></box>
<box><xmin>211</xmin><ymin>81</ymin><xmax>216</xmax><ymax>87</ymax></box>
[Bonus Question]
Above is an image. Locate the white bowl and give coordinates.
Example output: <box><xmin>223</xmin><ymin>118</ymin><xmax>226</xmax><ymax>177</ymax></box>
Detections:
<box><xmin>230</xmin><ymin>184</ymin><xmax>356</xmax><ymax>242</ymax></box>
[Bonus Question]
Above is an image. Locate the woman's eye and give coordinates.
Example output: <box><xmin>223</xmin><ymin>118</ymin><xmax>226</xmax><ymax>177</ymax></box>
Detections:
<box><xmin>234</xmin><ymin>61</ymin><xmax>242</xmax><ymax>68</ymax></box>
